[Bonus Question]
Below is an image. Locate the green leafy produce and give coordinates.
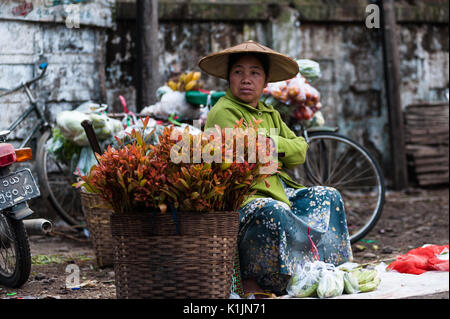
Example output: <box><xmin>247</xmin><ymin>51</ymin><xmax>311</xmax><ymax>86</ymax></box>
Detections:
<box><xmin>55</xmin><ymin>110</ymin><xmax>123</xmax><ymax>146</ymax></box>
<box><xmin>46</xmin><ymin>127</ymin><xmax>81</xmax><ymax>165</ymax></box>
<box><xmin>343</xmin><ymin>271</ymin><xmax>359</xmax><ymax>294</ymax></box>
<box><xmin>287</xmin><ymin>273</ymin><xmax>319</xmax><ymax>297</ymax></box>
<box><xmin>317</xmin><ymin>271</ymin><xmax>344</xmax><ymax>298</ymax></box>
<box><xmin>297</xmin><ymin>59</ymin><xmax>321</xmax><ymax>83</ymax></box>
<box><xmin>31</xmin><ymin>254</ymin><xmax>68</xmax><ymax>265</ymax></box>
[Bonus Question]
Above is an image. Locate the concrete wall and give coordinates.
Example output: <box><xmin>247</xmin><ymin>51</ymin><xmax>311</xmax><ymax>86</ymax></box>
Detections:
<box><xmin>0</xmin><ymin>1</ymin><xmax>114</xmax><ymax>221</ymax></box>
<box><xmin>0</xmin><ymin>0</ymin><xmax>113</xmax><ymax>141</ymax></box>
<box><xmin>106</xmin><ymin>0</ymin><xmax>449</xmax><ymax>182</ymax></box>
<box><xmin>0</xmin><ymin>22</ymin><xmax>108</xmax><ymax>138</ymax></box>
<box><xmin>0</xmin><ymin>0</ymin><xmax>448</xmax><ymax>188</ymax></box>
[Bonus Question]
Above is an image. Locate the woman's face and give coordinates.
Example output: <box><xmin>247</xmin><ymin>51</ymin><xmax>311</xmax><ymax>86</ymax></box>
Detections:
<box><xmin>229</xmin><ymin>55</ymin><xmax>268</xmax><ymax>108</ymax></box>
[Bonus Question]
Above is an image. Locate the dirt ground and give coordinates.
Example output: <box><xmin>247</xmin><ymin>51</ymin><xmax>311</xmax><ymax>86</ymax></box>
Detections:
<box><xmin>0</xmin><ymin>186</ymin><xmax>448</xmax><ymax>299</ymax></box>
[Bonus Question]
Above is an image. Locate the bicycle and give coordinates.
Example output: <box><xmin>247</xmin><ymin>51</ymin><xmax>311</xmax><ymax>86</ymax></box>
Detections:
<box><xmin>185</xmin><ymin>90</ymin><xmax>386</xmax><ymax>243</ymax></box>
<box><xmin>0</xmin><ymin>62</ymin><xmax>85</xmax><ymax>227</ymax></box>
<box><xmin>287</xmin><ymin>124</ymin><xmax>386</xmax><ymax>244</ymax></box>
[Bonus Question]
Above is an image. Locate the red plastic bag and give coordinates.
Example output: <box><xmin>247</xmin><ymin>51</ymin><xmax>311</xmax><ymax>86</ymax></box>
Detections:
<box><xmin>387</xmin><ymin>244</ymin><xmax>449</xmax><ymax>275</ymax></box>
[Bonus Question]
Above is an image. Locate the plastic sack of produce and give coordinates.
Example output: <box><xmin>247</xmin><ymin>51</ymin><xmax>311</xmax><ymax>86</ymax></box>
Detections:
<box><xmin>288</xmin><ymin>76</ymin><xmax>320</xmax><ymax>107</ymax></box>
<box><xmin>45</xmin><ymin>127</ymin><xmax>81</xmax><ymax>165</ymax></box>
<box><xmin>264</xmin><ymin>75</ymin><xmax>320</xmax><ymax>107</ymax></box>
<box><xmin>286</xmin><ymin>260</ymin><xmax>337</xmax><ymax>298</ymax></box>
<box><xmin>56</xmin><ymin>110</ymin><xmax>123</xmax><ymax>146</ymax></box>
<box><xmin>301</xmin><ymin>111</ymin><xmax>325</xmax><ymax>128</ymax></box>
<box><xmin>56</xmin><ymin>110</ymin><xmax>90</xmax><ymax>143</ymax></box>
<box><xmin>286</xmin><ymin>261</ymin><xmax>322</xmax><ymax>297</ymax></box>
<box><xmin>75</xmin><ymin>101</ymin><xmax>107</xmax><ymax>114</ymax></box>
<box><xmin>141</xmin><ymin>88</ymin><xmax>200</xmax><ymax>120</ymax></box>
<box><xmin>386</xmin><ymin>244</ymin><xmax>449</xmax><ymax>275</ymax></box>
<box><xmin>303</xmin><ymin>83</ymin><xmax>320</xmax><ymax>107</ymax></box>
<box><xmin>263</xmin><ymin>81</ymin><xmax>289</xmax><ymax>103</ymax></box>
<box><xmin>316</xmin><ymin>268</ymin><xmax>345</xmax><ymax>298</ymax></box>
<box><xmin>76</xmin><ymin>146</ymin><xmax>98</xmax><ymax>176</ymax></box>
<box><xmin>261</xmin><ymin>63</ymin><xmax>322</xmax><ymax>124</ymax></box>
<box><xmin>156</xmin><ymin>85</ymin><xmax>172</xmax><ymax>100</ymax></box>
<box><xmin>90</xmin><ymin>114</ymin><xmax>123</xmax><ymax>140</ymax></box>
<box><xmin>343</xmin><ymin>271</ymin><xmax>360</xmax><ymax>294</ymax></box>
<box><xmin>297</xmin><ymin>59</ymin><xmax>321</xmax><ymax>83</ymax></box>
<box><xmin>286</xmin><ymin>77</ymin><xmax>305</xmax><ymax>104</ymax></box>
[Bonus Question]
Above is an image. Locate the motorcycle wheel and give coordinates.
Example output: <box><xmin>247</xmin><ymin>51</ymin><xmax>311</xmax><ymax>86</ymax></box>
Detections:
<box><xmin>0</xmin><ymin>214</ymin><xmax>31</xmax><ymax>288</ymax></box>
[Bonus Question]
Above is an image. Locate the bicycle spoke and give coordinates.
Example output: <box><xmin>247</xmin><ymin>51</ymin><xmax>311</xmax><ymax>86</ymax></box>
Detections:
<box><xmin>47</xmin><ymin>155</ymin><xmax>74</xmax><ymax>185</ymax></box>
<box><xmin>43</xmin><ymin>147</ymin><xmax>84</xmax><ymax>225</ymax></box>
<box><xmin>309</xmin><ymin>143</ymin><xmax>330</xmax><ymax>184</ymax></box>
<box><xmin>325</xmin><ymin>137</ymin><xmax>338</xmax><ymax>184</ymax></box>
<box><xmin>301</xmin><ymin>132</ymin><xmax>385</xmax><ymax>243</ymax></box>
<box><xmin>325</xmin><ymin>147</ymin><xmax>361</xmax><ymax>185</ymax></box>
<box><xmin>309</xmin><ymin>138</ymin><xmax>356</xmax><ymax>186</ymax></box>
<box><xmin>338</xmin><ymin>185</ymin><xmax>380</xmax><ymax>191</ymax></box>
<box><xmin>330</xmin><ymin>163</ymin><xmax>376</xmax><ymax>188</ymax></box>
<box><xmin>311</xmin><ymin>139</ymin><xmax>378</xmax><ymax>190</ymax></box>
<box><xmin>323</xmin><ymin>140</ymin><xmax>349</xmax><ymax>184</ymax></box>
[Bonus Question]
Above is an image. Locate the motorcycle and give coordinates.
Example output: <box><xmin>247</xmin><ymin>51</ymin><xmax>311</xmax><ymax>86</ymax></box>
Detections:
<box><xmin>0</xmin><ymin>129</ymin><xmax>52</xmax><ymax>288</ymax></box>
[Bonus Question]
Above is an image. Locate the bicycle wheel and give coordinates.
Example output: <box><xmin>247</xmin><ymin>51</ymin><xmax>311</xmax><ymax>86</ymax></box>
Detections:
<box><xmin>36</xmin><ymin>130</ymin><xmax>85</xmax><ymax>227</ymax></box>
<box><xmin>287</xmin><ymin>132</ymin><xmax>385</xmax><ymax>243</ymax></box>
<box><xmin>0</xmin><ymin>214</ymin><xmax>31</xmax><ymax>288</ymax></box>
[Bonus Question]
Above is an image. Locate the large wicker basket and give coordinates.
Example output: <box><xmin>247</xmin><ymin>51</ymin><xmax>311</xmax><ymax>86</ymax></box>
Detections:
<box><xmin>110</xmin><ymin>210</ymin><xmax>240</xmax><ymax>299</ymax></box>
<box><xmin>80</xmin><ymin>190</ymin><xmax>114</xmax><ymax>268</ymax></box>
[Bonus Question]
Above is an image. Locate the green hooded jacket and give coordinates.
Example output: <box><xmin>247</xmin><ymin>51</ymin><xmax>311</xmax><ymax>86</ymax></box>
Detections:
<box><xmin>204</xmin><ymin>89</ymin><xmax>309</xmax><ymax>208</ymax></box>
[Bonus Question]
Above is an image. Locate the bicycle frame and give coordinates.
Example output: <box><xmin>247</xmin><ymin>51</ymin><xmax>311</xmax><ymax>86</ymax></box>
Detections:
<box><xmin>7</xmin><ymin>102</ymin><xmax>48</xmax><ymax>149</ymax></box>
<box><xmin>3</xmin><ymin>74</ymin><xmax>49</xmax><ymax>149</ymax></box>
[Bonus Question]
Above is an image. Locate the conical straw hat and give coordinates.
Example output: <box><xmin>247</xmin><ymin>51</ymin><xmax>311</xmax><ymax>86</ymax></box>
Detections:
<box><xmin>198</xmin><ymin>40</ymin><xmax>299</xmax><ymax>82</ymax></box>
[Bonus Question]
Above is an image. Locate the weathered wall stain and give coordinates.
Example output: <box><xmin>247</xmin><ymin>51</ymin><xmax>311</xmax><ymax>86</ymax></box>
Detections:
<box><xmin>11</xmin><ymin>1</ymin><xmax>34</xmax><ymax>17</ymax></box>
<box><xmin>0</xmin><ymin>0</ymin><xmax>113</xmax><ymax>28</ymax></box>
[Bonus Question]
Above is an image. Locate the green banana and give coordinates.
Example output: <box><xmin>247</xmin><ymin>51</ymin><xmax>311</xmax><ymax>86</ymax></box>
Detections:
<box><xmin>351</xmin><ymin>269</ymin><xmax>378</xmax><ymax>285</ymax></box>
<box><xmin>358</xmin><ymin>277</ymin><xmax>381</xmax><ymax>293</ymax></box>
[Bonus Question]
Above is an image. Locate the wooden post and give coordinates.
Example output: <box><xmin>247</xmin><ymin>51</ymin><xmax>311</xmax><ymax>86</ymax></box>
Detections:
<box><xmin>136</xmin><ymin>0</ymin><xmax>160</xmax><ymax>111</ymax></box>
<box><xmin>380</xmin><ymin>0</ymin><xmax>409</xmax><ymax>190</ymax></box>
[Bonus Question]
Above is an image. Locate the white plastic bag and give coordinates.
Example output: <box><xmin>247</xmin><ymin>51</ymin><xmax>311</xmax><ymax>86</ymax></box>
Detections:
<box><xmin>286</xmin><ymin>261</ymin><xmax>322</xmax><ymax>297</ymax></box>
<box><xmin>156</xmin><ymin>85</ymin><xmax>172</xmax><ymax>100</ymax></box>
<box><xmin>76</xmin><ymin>146</ymin><xmax>98</xmax><ymax>176</ymax></box>
<box><xmin>91</xmin><ymin>114</ymin><xmax>123</xmax><ymax>140</ymax></box>
<box><xmin>75</xmin><ymin>101</ymin><xmax>108</xmax><ymax>114</ymax></box>
<box><xmin>297</xmin><ymin>59</ymin><xmax>321</xmax><ymax>83</ymax></box>
<box><xmin>141</xmin><ymin>90</ymin><xmax>200</xmax><ymax>120</ymax></box>
<box><xmin>114</xmin><ymin>122</ymin><xmax>164</xmax><ymax>146</ymax></box>
<box><xmin>316</xmin><ymin>268</ymin><xmax>345</xmax><ymax>298</ymax></box>
<box><xmin>56</xmin><ymin>110</ymin><xmax>89</xmax><ymax>142</ymax></box>
<box><xmin>56</xmin><ymin>110</ymin><xmax>123</xmax><ymax>146</ymax></box>
<box><xmin>343</xmin><ymin>271</ymin><xmax>359</xmax><ymax>294</ymax></box>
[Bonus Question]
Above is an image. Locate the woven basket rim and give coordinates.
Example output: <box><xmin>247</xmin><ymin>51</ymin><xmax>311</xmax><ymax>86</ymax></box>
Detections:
<box><xmin>111</xmin><ymin>210</ymin><xmax>239</xmax><ymax>215</ymax></box>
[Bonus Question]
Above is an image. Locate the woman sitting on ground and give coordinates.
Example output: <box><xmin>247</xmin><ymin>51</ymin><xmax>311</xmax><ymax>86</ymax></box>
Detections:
<box><xmin>199</xmin><ymin>40</ymin><xmax>353</xmax><ymax>296</ymax></box>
